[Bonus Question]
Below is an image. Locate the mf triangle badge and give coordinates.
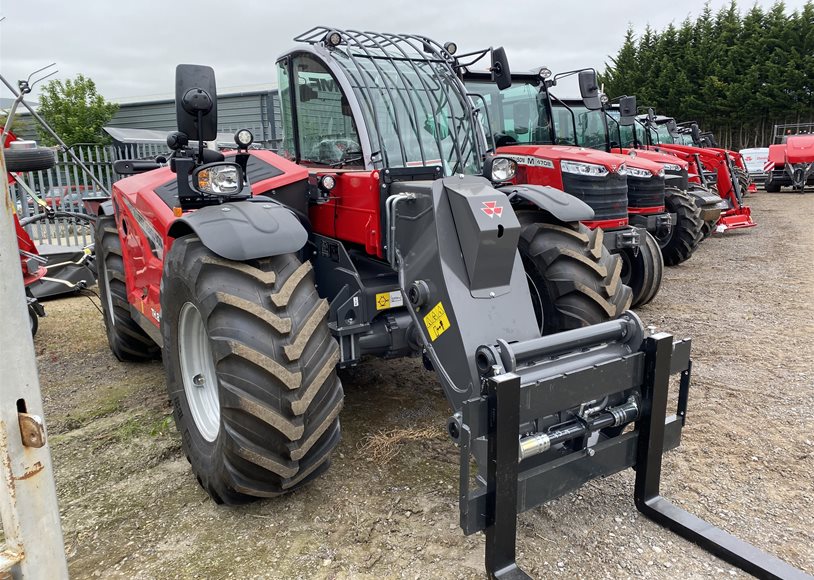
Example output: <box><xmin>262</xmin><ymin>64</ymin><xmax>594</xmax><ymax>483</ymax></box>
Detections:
<box><xmin>423</xmin><ymin>301</ymin><xmax>452</xmax><ymax>341</ymax></box>
<box><xmin>481</xmin><ymin>200</ymin><xmax>503</xmax><ymax>218</ymax></box>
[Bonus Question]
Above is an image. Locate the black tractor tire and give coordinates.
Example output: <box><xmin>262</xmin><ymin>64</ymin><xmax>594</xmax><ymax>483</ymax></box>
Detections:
<box><xmin>28</xmin><ymin>305</ymin><xmax>39</xmax><ymax>336</ymax></box>
<box><xmin>659</xmin><ymin>188</ymin><xmax>704</xmax><ymax>266</ymax></box>
<box><xmin>517</xmin><ymin>212</ymin><xmax>632</xmax><ymax>334</ymax></box>
<box><xmin>95</xmin><ymin>214</ymin><xmax>160</xmax><ymax>361</ymax></box>
<box><xmin>620</xmin><ymin>230</ymin><xmax>663</xmax><ymax>308</ymax></box>
<box><xmin>4</xmin><ymin>147</ymin><xmax>57</xmax><ymax>173</ymax></box>
<box><xmin>161</xmin><ymin>235</ymin><xmax>343</xmax><ymax>504</ymax></box>
<box><xmin>764</xmin><ymin>177</ymin><xmax>781</xmax><ymax>193</ymax></box>
<box><xmin>734</xmin><ymin>166</ymin><xmax>751</xmax><ymax>197</ymax></box>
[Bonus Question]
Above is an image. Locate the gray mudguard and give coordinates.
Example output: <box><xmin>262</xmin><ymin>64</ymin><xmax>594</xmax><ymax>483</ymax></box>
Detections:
<box><xmin>98</xmin><ymin>200</ymin><xmax>115</xmax><ymax>216</ymax></box>
<box><xmin>167</xmin><ymin>199</ymin><xmax>307</xmax><ymax>261</ymax></box>
<box><xmin>498</xmin><ymin>184</ymin><xmax>595</xmax><ymax>223</ymax></box>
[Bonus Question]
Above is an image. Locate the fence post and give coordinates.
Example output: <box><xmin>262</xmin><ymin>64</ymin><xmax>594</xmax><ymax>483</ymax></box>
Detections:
<box><xmin>0</xmin><ymin>153</ymin><xmax>69</xmax><ymax>578</ymax></box>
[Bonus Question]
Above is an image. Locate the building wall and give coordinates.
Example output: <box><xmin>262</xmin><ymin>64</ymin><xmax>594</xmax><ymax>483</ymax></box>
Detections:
<box><xmin>107</xmin><ymin>90</ymin><xmax>283</xmax><ymax>149</ymax></box>
<box><xmin>11</xmin><ymin>90</ymin><xmax>283</xmax><ymax>149</ymax></box>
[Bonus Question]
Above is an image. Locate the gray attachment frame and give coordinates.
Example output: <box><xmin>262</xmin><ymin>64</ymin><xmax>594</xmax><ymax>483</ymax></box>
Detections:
<box><xmin>167</xmin><ymin>198</ymin><xmax>307</xmax><ymax>261</ymax></box>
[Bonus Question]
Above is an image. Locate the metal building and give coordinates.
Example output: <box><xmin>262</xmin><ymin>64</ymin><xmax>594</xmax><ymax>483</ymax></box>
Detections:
<box><xmin>6</xmin><ymin>85</ymin><xmax>283</xmax><ymax>150</ymax></box>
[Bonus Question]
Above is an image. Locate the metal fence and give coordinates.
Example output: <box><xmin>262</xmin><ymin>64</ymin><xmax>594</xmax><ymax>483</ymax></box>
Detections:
<box><xmin>11</xmin><ymin>143</ymin><xmax>169</xmax><ymax>248</ymax></box>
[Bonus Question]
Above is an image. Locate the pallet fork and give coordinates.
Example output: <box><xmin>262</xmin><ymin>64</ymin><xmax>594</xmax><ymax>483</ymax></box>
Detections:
<box><xmin>455</xmin><ymin>321</ymin><xmax>809</xmax><ymax>579</ymax></box>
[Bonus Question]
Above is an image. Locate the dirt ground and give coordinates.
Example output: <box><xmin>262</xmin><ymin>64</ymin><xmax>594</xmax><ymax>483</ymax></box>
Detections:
<box><xmin>25</xmin><ymin>189</ymin><xmax>814</xmax><ymax>579</ymax></box>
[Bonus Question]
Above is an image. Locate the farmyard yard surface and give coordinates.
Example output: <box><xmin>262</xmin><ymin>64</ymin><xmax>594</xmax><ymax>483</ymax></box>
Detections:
<box><xmin>32</xmin><ymin>190</ymin><xmax>814</xmax><ymax>579</ymax></box>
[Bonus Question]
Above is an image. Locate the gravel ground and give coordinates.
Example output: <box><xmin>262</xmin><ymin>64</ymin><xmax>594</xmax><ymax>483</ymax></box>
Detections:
<box><xmin>26</xmin><ymin>189</ymin><xmax>814</xmax><ymax>579</ymax></box>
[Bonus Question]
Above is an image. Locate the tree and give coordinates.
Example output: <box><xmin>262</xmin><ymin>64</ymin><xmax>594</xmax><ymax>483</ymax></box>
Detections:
<box><xmin>36</xmin><ymin>74</ymin><xmax>118</xmax><ymax>146</ymax></box>
<box><xmin>601</xmin><ymin>0</ymin><xmax>814</xmax><ymax>149</ymax></box>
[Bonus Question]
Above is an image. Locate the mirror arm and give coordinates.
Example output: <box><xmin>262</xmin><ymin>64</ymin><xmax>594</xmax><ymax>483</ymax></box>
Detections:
<box><xmin>197</xmin><ymin>110</ymin><xmax>205</xmax><ymax>162</ymax></box>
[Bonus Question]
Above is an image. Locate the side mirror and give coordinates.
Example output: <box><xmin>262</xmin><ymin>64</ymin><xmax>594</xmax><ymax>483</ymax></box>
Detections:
<box><xmin>618</xmin><ymin>95</ymin><xmax>637</xmax><ymax>126</ymax></box>
<box><xmin>175</xmin><ymin>64</ymin><xmax>218</xmax><ymax>142</ymax></box>
<box><xmin>691</xmin><ymin>123</ymin><xmax>701</xmax><ymax>143</ymax></box>
<box><xmin>491</xmin><ymin>47</ymin><xmax>512</xmax><ymax>91</ymax></box>
<box><xmin>578</xmin><ymin>70</ymin><xmax>601</xmax><ymax>111</ymax></box>
<box><xmin>647</xmin><ymin>107</ymin><xmax>656</xmax><ymax>124</ymax></box>
<box><xmin>666</xmin><ymin>119</ymin><xmax>678</xmax><ymax>137</ymax></box>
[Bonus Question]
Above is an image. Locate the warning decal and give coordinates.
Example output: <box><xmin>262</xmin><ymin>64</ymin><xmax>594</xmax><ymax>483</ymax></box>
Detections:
<box><xmin>375</xmin><ymin>290</ymin><xmax>405</xmax><ymax>311</ymax></box>
<box><xmin>423</xmin><ymin>301</ymin><xmax>451</xmax><ymax>341</ymax></box>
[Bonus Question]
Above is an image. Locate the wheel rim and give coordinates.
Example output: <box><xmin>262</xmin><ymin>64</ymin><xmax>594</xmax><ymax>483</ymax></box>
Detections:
<box><xmin>178</xmin><ymin>302</ymin><xmax>220</xmax><ymax>442</ymax></box>
<box><xmin>98</xmin><ymin>257</ymin><xmax>116</xmax><ymax>328</ymax></box>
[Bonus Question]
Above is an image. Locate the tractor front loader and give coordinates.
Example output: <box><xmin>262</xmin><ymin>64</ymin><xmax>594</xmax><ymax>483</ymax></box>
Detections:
<box><xmin>97</xmin><ymin>28</ymin><xmax>806</xmax><ymax>579</ymax></box>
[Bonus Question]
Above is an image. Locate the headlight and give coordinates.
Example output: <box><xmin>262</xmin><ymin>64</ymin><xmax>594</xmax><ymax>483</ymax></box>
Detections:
<box><xmin>195</xmin><ymin>163</ymin><xmax>243</xmax><ymax>195</ymax></box>
<box><xmin>662</xmin><ymin>163</ymin><xmax>682</xmax><ymax>172</ymax></box>
<box><xmin>616</xmin><ymin>163</ymin><xmax>627</xmax><ymax>176</ymax></box>
<box><xmin>626</xmin><ymin>166</ymin><xmax>654</xmax><ymax>179</ymax></box>
<box><xmin>235</xmin><ymin>129</ymin><xmax>254</xmax><ymax>148</ymax></box>
<box><xmin>490</xmin><ymin>157</ymin><xmax>517</xmax><ymax>182</ymax></box>
<box><xmin>560</xmin><ymin>160</ymin><xmax>609</xmax><ymax>177</ymax></box>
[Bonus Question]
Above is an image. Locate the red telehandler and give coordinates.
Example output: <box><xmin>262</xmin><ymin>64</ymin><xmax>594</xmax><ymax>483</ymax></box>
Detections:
<box><xmin>95</xmin><ymin>27</ymin><xmax>804</xmax><ymax>578</ymax></box>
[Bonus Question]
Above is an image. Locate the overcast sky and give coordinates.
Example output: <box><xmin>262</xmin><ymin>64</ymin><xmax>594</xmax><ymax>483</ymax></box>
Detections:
<box><xmin>1</xmin><ymin>0</ymin><xmax>809</xmax><ymax>103</ymax></box>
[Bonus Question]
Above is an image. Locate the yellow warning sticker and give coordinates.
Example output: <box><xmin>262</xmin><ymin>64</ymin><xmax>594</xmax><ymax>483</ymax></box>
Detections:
<box><xmin>423</xmin><ymin>301</ymin><xmax>451</xmax><ymax>341</ymax></box>
<box><xmin>375</xmin><ymin>290</ymin><xmax>404</xmax><ymax>311</ymax></box>
<box><xmin>375</xmin><ymin>292</ymin><xmax>391</xmax><ymax>310</ymax></box>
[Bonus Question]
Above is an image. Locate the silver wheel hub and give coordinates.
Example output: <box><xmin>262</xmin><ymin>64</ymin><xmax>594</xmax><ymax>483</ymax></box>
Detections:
<box><xmin>178</xmin><ymin>302</ymin><xmax>220</xmax><ymax>442</ymax></box>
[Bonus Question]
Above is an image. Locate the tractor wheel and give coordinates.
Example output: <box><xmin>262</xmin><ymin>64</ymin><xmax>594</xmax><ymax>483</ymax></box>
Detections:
<box><xmin>161</xmin><ymin>235</ymin><xmax>343</xmax><ymax>504</ymax></box>
<box><xmin>95</xmin><ymin>214</ymin><xmax>160</xmax><ymax>361</ymax></box>
<box><xmin>764</xmin><ymin>177</ymin><xmax>781</xmax><ymax>193</ymax></box>
<box><xmin>734</xmin><ymin>167</ymin><xmax>751</xmax><ymax>196</ymax></box>
<box><xmin>658</xmin><ymin>188</ymin><xmax>704</xmax><ymax>266</ymax></box>
<box><xmin>619</xmin><ymin>230</ymin><xmax>663</xmax><ymax>308</ymax></box>
<box><xmin>4</xmin><ymin>147</ymin><xmax>56</xmax><ymax>173</ymax></box>
<box><xmin>517</xmin><ymin>212</ymin><xmax>632</xmax><ymax>334</ymax></box>
<box><xmin>28</xmin><ymin>304</ymin><xmax>39</xmax><ymax>336</ymax></box>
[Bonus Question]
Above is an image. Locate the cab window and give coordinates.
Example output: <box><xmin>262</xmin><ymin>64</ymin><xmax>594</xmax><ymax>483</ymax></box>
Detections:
<box><xmin>277</xmin><ymin>55</ymin><xmax>363</xmax><ymax>166</ymax></box>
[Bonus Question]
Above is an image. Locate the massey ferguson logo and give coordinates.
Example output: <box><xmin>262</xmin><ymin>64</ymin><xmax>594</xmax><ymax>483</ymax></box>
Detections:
<box><xmin>481</xmin><ymin>200</ymin><xmax>503</xmax><ymax>218</ymax></box>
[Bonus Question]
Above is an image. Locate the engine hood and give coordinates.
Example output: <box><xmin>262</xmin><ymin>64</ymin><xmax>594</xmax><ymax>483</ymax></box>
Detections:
<box><xmin>497</xmin><ymin>144</ymin><xmax>627</xmax><ymax>172</ymax></box>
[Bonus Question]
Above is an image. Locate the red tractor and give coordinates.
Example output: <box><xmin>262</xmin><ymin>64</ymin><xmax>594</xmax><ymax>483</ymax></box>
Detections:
<box><xmin>463</xmin><ymin>68</ymin><xmax>664</xmax><ymax>307</ymax></box>
<box><xmin>92</xmin><ymin>28</ymin><xmax>800</xmax><ymax>578</ymax></box>
<box><xmin>633</xmin><ymin>113</ymin><xmax>756</xmax><ymax>233</ymax></box>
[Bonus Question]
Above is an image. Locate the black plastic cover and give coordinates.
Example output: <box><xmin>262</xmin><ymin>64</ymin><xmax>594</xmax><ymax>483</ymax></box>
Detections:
<box><xmin>167</xmin><ymin>199</ymin><xmax>307</xmax><ymax>261</ymax></box>
<box><xmin>498</xmin><ymin>184</ymin><xmax>596</xmax><ymax>223</ymax></box>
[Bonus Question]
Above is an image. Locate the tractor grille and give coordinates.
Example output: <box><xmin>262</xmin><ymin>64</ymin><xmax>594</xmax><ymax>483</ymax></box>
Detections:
<box><xmin>627</xmin><ymin>175</ymin><xmax>666</xmax><ymax>209</ymax></box>
<box><xmin>561</xmin><ymin>172</ymin><xmax>628</xmax><ymax>221</ymax></box>
<box><xmin>665</xmin><ymin>167</ymin><xmax>689</xmax><ymax>191</ymax></box>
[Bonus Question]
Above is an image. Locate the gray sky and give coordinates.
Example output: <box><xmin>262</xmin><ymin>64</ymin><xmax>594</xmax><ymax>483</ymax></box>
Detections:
<box><xmin>1</xmin><ymin>0</ymin><xmax>809</xmax><ymax>102</ymax></box>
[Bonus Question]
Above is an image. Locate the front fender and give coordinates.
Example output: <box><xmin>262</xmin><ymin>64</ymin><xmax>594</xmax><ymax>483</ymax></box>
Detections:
<box><xmin>167</xmin><ymin>199</ymin><xmax>308</xmax><ymax>261</ymax></box>
<box><xmin>499</xmin><ymin>184</ymin><xmax>595</xmax><ymax>223</ymax></box>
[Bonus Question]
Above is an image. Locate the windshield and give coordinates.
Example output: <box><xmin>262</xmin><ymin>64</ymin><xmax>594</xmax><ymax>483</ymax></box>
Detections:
<box><xmin>551</xmin><ymin>103</ymin><xmax>608</xmax><ymax>149</ymax></box>
<box><xmin>654</xmin><ymin>124</ymin><xmax>673</xmax><ymax>144</ymax></box>
<box><xmin>328</xmin><ymin>40</ymin><xmax>482</xmax><ymax>176</ymax></box>
<box><xmin>606</xmin><ymin>111</ymin><xmax>646</xmax><ymax>148</ymax></box>
<box><xmin>464</xmin><ymin>79</ymin><xmax>553</xmax><ymax>146</ymax></box>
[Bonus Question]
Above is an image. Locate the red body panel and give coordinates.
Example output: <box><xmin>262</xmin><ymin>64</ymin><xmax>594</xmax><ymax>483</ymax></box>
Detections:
<box><xmin>783</xmin><ymin>135</ymin><xmax>814</xmax><ymax>164</ymax></box>
<box><xmin>111</xmin><ymin>150</ymin><xmax>310</xmax><ymax>329</ymax></box>
<box><xmin>306</xmin><ymin>171</ymin><xmax>383</xmax><ymax>257</ymax></box>
<box><xmin>657</xmin><ymin>143</ymin><xmax>756</xmax><ymax>231</ymax></box>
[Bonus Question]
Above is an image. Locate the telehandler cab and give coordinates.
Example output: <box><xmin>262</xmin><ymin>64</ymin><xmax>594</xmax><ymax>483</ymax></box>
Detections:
<box><xmin>98</xmin><ymin>27</ymin><xmax>803</xmax><ymax>579</ymax></box>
